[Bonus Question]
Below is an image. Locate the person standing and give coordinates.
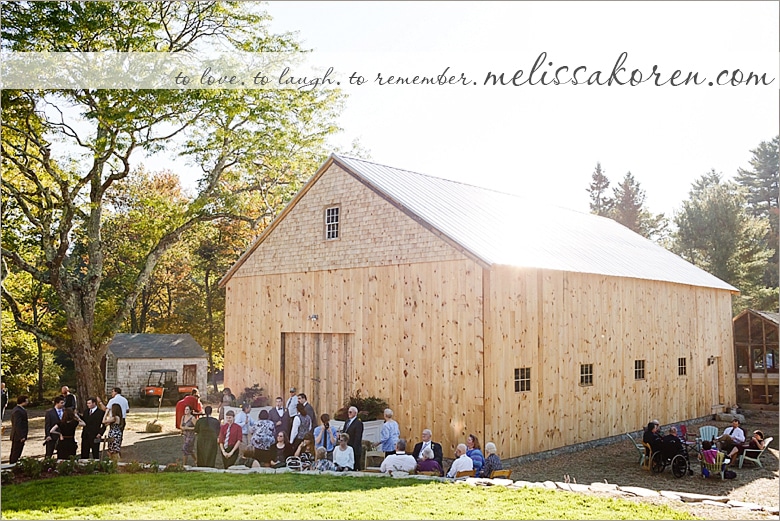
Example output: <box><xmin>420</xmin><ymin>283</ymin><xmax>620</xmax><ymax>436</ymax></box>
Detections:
<box><xmin>297</xmin><ymin>393</ymin><xmax>318</xmax><ymax>429</ymax></box>
<box><xmin>194</xmin><ymin>405</ymin><xmax>220</xmax><ymax>468</ymax></box>
<box><xmin>175</xmin><ymin>389</ymin><xmax>203</xmax><ymax>431</ymax></box>
<box><xmin>290</xmin><ymin>402</ymin><xmax>312</xmax><ymax>453</ymax></box>
<box><xmin>218</xmin><ymin>410</ymin><xmax>242</xmax><ymax>468</ymax></box>
<box><xmin>234</xmin><ymin>402</ymin><xmax>255</xmax><ymax>465</ymax></box>
<box><xmin>80</xmin><ymin>397</ymin><xmax>106</xmax><ymax>459</ymax></box>
<box><xmin>285</xmin><ymin>387</ymin><xmax>298</xmax><ymax>438</ymax></box>
<box><xmin>343</xmin><ymin>406</ymin><xmax>364</xmax><ymax>470</ymax></box>
<box><xmin>50</xmin><ymin>407</ymin><xmax>85</xmax><ymax>459</ymax></box>
<box><xmin>106</xmin><ymin>387</ymin><xmax>130</xmax><ymax>424</ymax></box>
<box><xmin>61</xmin><ymin>385</ymin><xmax>77</xmax><ymax>410</ymax></box>
<box><xmin>269</xmin><ymin>396</ymin><xmax>290</xmax><ymax>436</ymax></box>
<box><xmin>44</xmin><ymin>395</ymin><xmax>65</xmax><ymax>459</ymax></box>
<box><xmin>180</xmin><ymin>405</ymin><xmax>197</xmax><ymax>466</ymax></box>
<box><xmin>9</xmin><ymin>395</ymin><xmax>29</xmax><ymax>464</ymax></box>
<box><xmin>1</xmin><ymin>382</ymin><xmax>9</xmax><ymax>420</ymax></box>
<box><xmin>375</xmin><ymin>408</ymin><xmax>400</xmax><ymax>457</ymax></box>
<box><xmin>218</xmin><ymin>388</ymin><xmax>235</xmax><ymax>422</ymax></box>
<box><xmin>103</xmin><ymin>403</ymin><xmax>125</xmax><ymax>463</ymax></box>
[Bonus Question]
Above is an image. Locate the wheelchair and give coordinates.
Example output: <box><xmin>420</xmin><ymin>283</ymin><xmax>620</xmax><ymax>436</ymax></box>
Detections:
<box><xmin>651</xmin><ymin>438</ymin><xmax>693</xmax><ymax>478</ymax></box>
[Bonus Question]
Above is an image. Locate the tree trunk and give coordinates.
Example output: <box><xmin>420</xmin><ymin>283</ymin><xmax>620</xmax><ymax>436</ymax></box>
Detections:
<box><xmin>70</xmin><ymin>335</ymin><xmax>107</xmax><ymax>411</ymax></box>
<box><xmin>205</xmin><ymin>268</ymin><xmax>217</xmax><ymax>394</ymax></box>
<box><xmin>32</xmin><ymin>300</ymin><xmax>44</xmax><ymax>402</ymax></box>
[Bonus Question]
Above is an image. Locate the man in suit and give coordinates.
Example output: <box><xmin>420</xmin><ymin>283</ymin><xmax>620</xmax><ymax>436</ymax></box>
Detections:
<box><xmin>343</xmin><ymin>406</ymin><xmax>364</xmax><ymax>470</ymax></box>
<box><xmin>44</xmin><ymin>395</ymin><xmax>65</xmax><ymax>459</ymax></box>
<box><xmin>10</xmin><ymin>395</ymin><xmax>29</xmax><ymax>463</ymax></box>
<box><xmin>297</xmin><ymin>393</ymin><xmax>318</xmax><ymax>429</ymax></box>
<box><xmin>412</xmin><ymin>428</ymin><xmax>444</xmax><ymax>468</ymax></box>
<box><xmin>80</xmin><ymin>397</ymin><xmax>106</xmax><ymax>459</ymax></box>
<box><xmin>268</xmin><ymin>396</ymin><xmax>290</xmax><ymax>436</ymax></box>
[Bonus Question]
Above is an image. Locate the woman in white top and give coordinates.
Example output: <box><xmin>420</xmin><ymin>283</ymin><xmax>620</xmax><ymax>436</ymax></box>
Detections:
<box><xmin>333</xmin><ymin>433</ymin><xmax>355</xmax><ymax>471</ymax></box>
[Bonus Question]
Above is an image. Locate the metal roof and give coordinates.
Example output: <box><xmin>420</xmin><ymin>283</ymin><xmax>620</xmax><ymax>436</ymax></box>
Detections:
<box><xmin>334</xmin><ymin>155</ymin><xmax>737</xmax><ymax>292</ymax></box>
<box><xmin>107</xmin><ymin>333</ymin><xmax>207</xmax><ymax>359</ymax></box>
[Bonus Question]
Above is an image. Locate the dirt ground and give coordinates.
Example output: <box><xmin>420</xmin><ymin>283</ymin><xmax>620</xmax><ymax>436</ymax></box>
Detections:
<box><xmin>3</xmin><ymin>405</ymin><xmax>777</xmax><ymax>519</ymax></box>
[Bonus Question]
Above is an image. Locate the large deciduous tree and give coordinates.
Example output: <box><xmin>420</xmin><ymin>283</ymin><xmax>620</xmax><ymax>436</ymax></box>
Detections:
<box><xmin>1</xmin><ymin>2</ymin><xmax>342</xmax><ymax>407</ymax></box>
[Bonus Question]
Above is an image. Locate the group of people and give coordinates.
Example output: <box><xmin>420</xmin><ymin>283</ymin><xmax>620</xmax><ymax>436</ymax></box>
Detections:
<box><xmin>643</xmin><ymin>418</ymin><xmax>767</xmax><ymax>470</ymax></box>
<box><xmin>9</xmin><ymin>386</ymin><xmax>130</xmax><ymax>464</ymax></box>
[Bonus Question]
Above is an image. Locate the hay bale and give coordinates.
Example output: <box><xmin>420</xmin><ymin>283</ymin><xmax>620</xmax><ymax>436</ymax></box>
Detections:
<box><xmin>145</xmin><ymin>420</ymin><xmax>162</xmax><ymax>433</ymax></box>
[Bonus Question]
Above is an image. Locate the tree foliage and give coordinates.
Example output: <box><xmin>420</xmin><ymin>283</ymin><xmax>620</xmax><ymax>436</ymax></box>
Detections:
<box><xmin>586</xmin><ymin>162</ymin><xmax>612</xmax><ymax>217</ymax></box>
<box><xmin>672</xmin><ymin>170</ymin><xmax>773</xmax><ymax>312</ymax></box>
<box><xmin>1</xmin><ymin>2</ymin><xmax>343</xmax><ymax>406</ymax></box>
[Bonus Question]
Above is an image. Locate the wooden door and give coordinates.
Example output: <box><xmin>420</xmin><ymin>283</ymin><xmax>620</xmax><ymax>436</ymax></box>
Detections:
<box><xmin>282</xmin><ymin>333</ymin><xmax>351</xmax><ymax>417</ymax></box>
<box><xmin>183</xmin><ymin>364</ymin><xmax>197</xmax><ymax>386</ymax></box>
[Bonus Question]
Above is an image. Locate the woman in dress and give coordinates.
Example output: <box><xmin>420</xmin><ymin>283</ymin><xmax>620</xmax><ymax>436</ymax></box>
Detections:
<box><xmin>466</xmin><ymin>434</ymin><xmax>485</xmax><ymax>476</ymax></box>
<box><xmin>102</xmin><ymin>403</ymin><xmax>125</xmax><ymax>463</ymax></box>
<box><xmin>295</xmin><ymin>432</ymin><xmax>315</xmax><ymax>470</ymax></box>
<box><xmin>312</xmin><ymin>446</ymin><xmax>337</xmax><ymax>471</ymax></box>
<box><xmin>270</xmin><ymin>431</ymin><xmax>293</xmax><ymax>468</ymax></box>
<box><xmin>180</xmin><ymin>405</ymin><xmax>197</xmax><ymax>466</ymax></box>
<box><xmin>49</xmin><ymin>407</ymin><xmax>85</xmax><ymax>459</ymax></box>
<box><xmin>479</xmin><ymin>442</ymin><xmax>503</xmax><ymax>477</ymax></box>
<box><xmin>333</xmin><ymin>432</ymin><xmax>355</xmax><ymax>471</ymax></box>
<box><xmin>249</xmin><ymin>409</ymin><xmax>276</xmax><ymax>466</ymax></box>
<box><xmin>416</xmin><ymin>447</ymin><xmax>443</xmax><ymax>476</ymax></box>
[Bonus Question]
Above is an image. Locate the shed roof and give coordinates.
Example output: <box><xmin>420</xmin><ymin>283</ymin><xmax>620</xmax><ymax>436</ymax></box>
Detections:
<box><xmin>107</xmin><ymin>333</ymin><xmax>207</xmax><ymax>359</ymax></box>
<box><xmin>734</xmin><ymin>309</ymin><xmax>780</xmax><ymax>326</ymax></box>
<box><xmin>221</xmin><ymin>154</ymin><xmax>737</xmax><ymax>292</ymax></box>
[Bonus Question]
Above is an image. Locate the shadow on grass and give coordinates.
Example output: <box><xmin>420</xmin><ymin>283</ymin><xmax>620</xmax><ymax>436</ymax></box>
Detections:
<box><xmin>2</xmin><ymin>473</ymin><xmax>434</xmax><ymax>512</ymax></box>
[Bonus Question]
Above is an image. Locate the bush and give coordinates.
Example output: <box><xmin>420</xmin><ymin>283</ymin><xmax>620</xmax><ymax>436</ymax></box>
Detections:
<box><xmin>14</xmin><ymin>457</ymin><xmax>43</xmax><ymax>479</ymax></box>
<box><xmin>162</xmin><ymin>462</ymin><xmax>185</xmax><ymax>472</ymax></box>
<box><xmin>1</xmin><ymin>469</ymin><xmax>13</xmax><ymax>485</ymax></box>
<box><xmin>124</xmin><ymin>460</ymin><xmax>145</xmax><ymax>473</ymax></box>
<box><xmin>149</xmin><ymin>460</ymin><xmax>161</xmax><ymax>473</ymax></box>
<box><xmin>56</xmin><ymin>457</ymin><xmax>79</xmax><ymax>477</ymax></box>
<box><xmin>237</xmin><ymin>384</ymin><xmax>267</xmax><ymax>407</ymax></box>
<box><xmin>79</xmin><ymin>459</ymin><xmax>103</xmax><ymax>475</ymax></box>
<box><xmin>334</xmin><ymin>391</ymin><xmax>389</xmax><ymax>421</ymax></box>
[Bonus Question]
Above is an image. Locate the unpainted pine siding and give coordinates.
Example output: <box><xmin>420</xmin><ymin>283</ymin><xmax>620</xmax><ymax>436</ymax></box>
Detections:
<box><xmin>224</xmin><ymin>163</ymin><xmax>483</xmax><ymax>454</ymax></box>
<box><xmin>483</xmin><ymin>265</ymin><xmax>736</xmax><ymax>458</ymax></box>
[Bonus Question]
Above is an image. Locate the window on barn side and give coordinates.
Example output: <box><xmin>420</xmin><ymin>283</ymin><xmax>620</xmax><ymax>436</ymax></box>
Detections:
<box><xmin>579</xmin><ymin>364</ymin><xmax>593</xmax><ymax>386</ymax></box>
<box><xmin>325</xmin><ymin>206</ymin><xmax>340</xmax><ymax>240</ymax></box>
<box><xmin>514</xmin><ymin>367</ymin><xmax>530</xmax><ymax>392</ymax></box>
<box><xmin>678</xmin><ymin>357</ymin><xmax>687</xmax><ymax>376</ymax></box>
<box><xmin>634</xmin><ymin>359</ymin><xmax>645</xmax><ymax>380</ymax></box>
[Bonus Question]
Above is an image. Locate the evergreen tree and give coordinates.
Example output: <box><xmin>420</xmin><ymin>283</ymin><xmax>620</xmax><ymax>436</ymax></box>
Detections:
<box><xmin>610</xmin><ymin>172</ymin><xmax>668</xmax><ymax>241</ymax></box>
<box><xmin>586</xmin><ymin>162</ymin><xmax>612</xmax><ymax>216</ymax></box>
<box><xmin>735</xmin><ymin>136</ymin><xmax>779</xmax><ymax>293</ymax></box>
<box><xmin>672</xmin><ymin>170</ymin><xmax>773</xmax><ymax>312</ymax></box>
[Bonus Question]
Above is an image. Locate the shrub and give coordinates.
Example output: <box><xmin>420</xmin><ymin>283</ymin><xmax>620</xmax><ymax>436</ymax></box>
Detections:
<box><xmin>149</xmin><ymin>460</ymin><xmax>161</xmax><ymax>473</ymax></box>
<box><xmin>79</xmin><ymin>459</ymin><xmax>102</xmax><ymax>475</ymax></box>
<box><xmin>162</xmin><ymin>462</ymin><xmax>185</xmax><ymax>472</ymax></box>
<box><xmin>238</xmin><ymin>384</ymin><xmax>267</xmax><ymax>407</ymax></box>
<box><xmin>124</xmin><ymin>460</ymin><xmax>145</xmax><ymax>474</ymax></box>
<box><xmin>40</xmin><ymin>457</ymin><xmax>58</xmax><ymax>475</ymax></box>
<box><xmin>96</xmin><ymin>459</ymin><xmax>117</xmax><ymax>474</ymax></box>
<box><xmin>2</xmin><ymin>469</ymin><xmax>15</xmax><ymax>485</ymax></box>
<box><xmin>15</xmin><ymin>457</ymin><xmax>43</xmax><ymax>479</ymax></box>
<box><xmin>335</xmin><ymin>391</ymin><xmax>389</xmax><ymax>421</ymax></box>
<box><xmin>56</xmin><ymin>457</ymin><xmax>79</xmax><ymax>477</ymax></box>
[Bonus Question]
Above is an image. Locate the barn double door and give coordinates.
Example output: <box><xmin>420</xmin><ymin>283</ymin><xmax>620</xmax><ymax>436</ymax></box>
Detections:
<box><xmin>281</xmin><ymin>333</ymin><xmax>352</xmax><ymax>418</ymax></box>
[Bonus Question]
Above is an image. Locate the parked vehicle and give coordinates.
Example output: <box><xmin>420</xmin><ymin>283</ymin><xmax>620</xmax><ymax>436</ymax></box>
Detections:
<box><xmin>140</xmin><ymin>369</ymin><xmax>197</xmax><ymax>406</ymax></box>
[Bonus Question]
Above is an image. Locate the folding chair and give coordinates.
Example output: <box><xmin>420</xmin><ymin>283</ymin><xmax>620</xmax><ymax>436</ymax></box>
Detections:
<box><xmin>490</xmin><ymin>469</ymin><xmax>512</xmax><ymax>479</ymax></box>
<box><xmin>455</xmin><ymin>469</ymin><xmax>475</xmax><ymax>478</ymax></box>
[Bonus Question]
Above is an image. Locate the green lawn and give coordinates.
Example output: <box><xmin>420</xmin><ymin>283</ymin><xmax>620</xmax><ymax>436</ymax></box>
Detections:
<box><xmin>1</xmin><ymin>473</ymin><xmax>697</xmax><ymax>520</ymax></box>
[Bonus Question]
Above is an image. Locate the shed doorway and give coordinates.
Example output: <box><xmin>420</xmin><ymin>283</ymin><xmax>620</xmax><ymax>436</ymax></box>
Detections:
<box><xmin>281</xmin><ymin>333</ymin><xmax>352</xmax><ymax>417</ymax></box>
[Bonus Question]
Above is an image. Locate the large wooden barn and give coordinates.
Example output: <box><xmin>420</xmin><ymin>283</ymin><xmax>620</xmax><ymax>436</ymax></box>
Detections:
<box><xmin>219</xmin><ymin>155</ymin><xmax>737</xmax><ymax>459</ymax></box>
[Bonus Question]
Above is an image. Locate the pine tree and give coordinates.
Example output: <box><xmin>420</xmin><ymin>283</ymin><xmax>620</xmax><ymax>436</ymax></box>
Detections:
<box><xmin>586</xmin><ymin>162</ymin><xmax>612</xmax><ymax>216</ymax></box>
<box><xmin>735</xmin><ymin>136</ymin><xmax>779</xmax><ymax>294</ymax></box>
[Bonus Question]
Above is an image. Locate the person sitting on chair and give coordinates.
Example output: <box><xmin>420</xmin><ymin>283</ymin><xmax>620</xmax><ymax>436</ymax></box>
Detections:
<box><xmin>446</xmin><ymin>443</ymin><xmax>474</xmax><ymax>478</ymax></box>
<box><xmin>728</xmin><ymin>429</ymin><xmax>765</xmax><ymax>461</ymax></box>
<box><xmin>643</xmin><ymin>420</ymin><xmax>663</xmax><ymax>455</ymax></box>
<box><xmin>379</xmin><ymin>438</ymin><xmax>417</xmax><ymax>474</ymax></box>
<box><xmin>716</xmin><ymin>418</ymin><xmax>745</xmax><ymax>455</ymax></box>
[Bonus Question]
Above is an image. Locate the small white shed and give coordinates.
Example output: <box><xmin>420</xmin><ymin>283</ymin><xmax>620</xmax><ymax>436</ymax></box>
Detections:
<box><xmin>105</xmin><ymin>333</ymin><xmax>208</xmax><ymax>402</ymax></box>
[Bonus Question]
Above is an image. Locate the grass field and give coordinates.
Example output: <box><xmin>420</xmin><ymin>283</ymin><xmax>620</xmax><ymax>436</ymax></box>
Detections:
<box><xmin>1</xmin><ymin>473</ymin><xmax>697</xmax><ymax>520</ymax></box>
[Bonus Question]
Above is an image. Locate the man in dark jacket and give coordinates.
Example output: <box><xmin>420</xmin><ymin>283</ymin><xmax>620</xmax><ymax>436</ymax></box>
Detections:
<box><xmin>343</xmin><ymin>406</ymin><xmax>364</xmax><ymax>470</ymax></box>
<box><xmin>44</xmin><ymin>395</ymin><xmax>66</xmax><ymax>459</ymax></box>
<box><xmin>412</xmin><ymin>429</ymin><xmax>444</xmax><ymax>468</ymax></box>
<box><xmin>80</xmin><ymin>397</ymin><xmax>106</xmax><ymax>459</ymax></box>
<box><xmin>194</xmin><ymin>405</ymin><xmax>221</xmax><ymax>468</ymax></box>
<box><xmin>10</xmin><ymin>395</ymin><xmax>29</xmax><ymax>463</ymax></box>
<box><xmin>297</xmin><ymin>393</ymin><xmax>318</xmax><ymax>429</ymax></box>
<box><xmin>268</xmin><ymin>396</ymin><xmax>290</xmax><ymax>436</ymax></box>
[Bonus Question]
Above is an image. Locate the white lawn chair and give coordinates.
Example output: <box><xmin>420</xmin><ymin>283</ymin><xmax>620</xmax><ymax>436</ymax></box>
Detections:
<box><xmin>739</xmin><ymin>437</ymin><xmax>773</xmax><ymax>469</ymax></box>
<box><xmin>698</xmin><ymin>426</ymin><xmax>719</xmax><ymax>443</ymax></box>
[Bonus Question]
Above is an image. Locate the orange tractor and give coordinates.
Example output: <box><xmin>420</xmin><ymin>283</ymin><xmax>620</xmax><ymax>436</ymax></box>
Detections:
<box><xmin>139</xmin><ymin>369</ymin><xmax>197</xmax><ymax>406</ymax></box>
